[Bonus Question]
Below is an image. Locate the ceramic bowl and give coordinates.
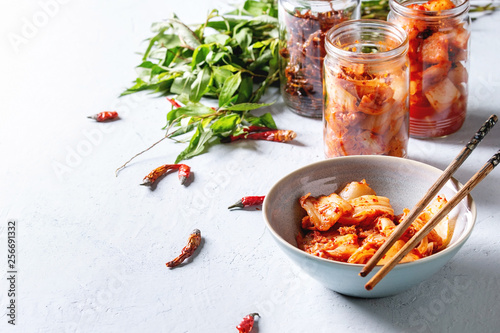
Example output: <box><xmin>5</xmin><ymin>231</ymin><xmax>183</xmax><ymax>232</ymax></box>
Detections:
<box><xmin>263</xmin><ymin>156</ymin><xmax>476</xmax><ymax>298</ymax></box>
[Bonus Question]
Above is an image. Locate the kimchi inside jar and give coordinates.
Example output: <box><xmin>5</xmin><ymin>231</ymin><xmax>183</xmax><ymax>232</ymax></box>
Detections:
<box><xmin>279</xmin><ymin>0</ymin><xmax>360</xmax><ymax>118</ymax></box>
<box><xmin>388</xmin><ymin>0</ymin><xmax>471</xmax><ymax>138</ymax></box>
<box><xmin>323</xmin><ymin>20</ymin><xmax>410</xmax><ymax>158</ymax></box>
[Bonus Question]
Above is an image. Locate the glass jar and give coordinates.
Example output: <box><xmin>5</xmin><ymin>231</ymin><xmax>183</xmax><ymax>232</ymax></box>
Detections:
<box><xmin>279</xmin><ymin>0</ymin><xmax>360</xmax><ymax>118</ymax></box>
<box><xmin>323</xmin><ymin>19</ymin><xmax>410</xmax><ymax>157</ymax></box>
<box><xmin>388</xmin><ymin>0</ymin><xmax>471</xmax><ymax>138</ymax></box>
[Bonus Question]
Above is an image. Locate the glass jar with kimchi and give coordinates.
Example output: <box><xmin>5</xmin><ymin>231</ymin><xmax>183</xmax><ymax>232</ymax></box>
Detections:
<box><xmin>323</xmin><ymin>20</ymin><xmax>410</xmax><ymax>157</ymax></box>
<box><xmin>388</xmin><ymin>0</ymin><xmax>471</xmax><ymax>138</ymax></box>
<box><xmin>279</xmin><ymin>0</ymin><xmax>360</xmax><ymax>118</ymax></box>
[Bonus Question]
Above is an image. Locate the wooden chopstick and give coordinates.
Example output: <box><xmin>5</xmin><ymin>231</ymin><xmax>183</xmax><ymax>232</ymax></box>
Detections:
<box><xmin>365</xmin><ymin>149</ymin><xmax>500</xmax><ymax>290</ymax></box>
<box><xmin>359</xmin><ymin>114</ymin><xmax>498</xmax><ymax>278</ymax></box>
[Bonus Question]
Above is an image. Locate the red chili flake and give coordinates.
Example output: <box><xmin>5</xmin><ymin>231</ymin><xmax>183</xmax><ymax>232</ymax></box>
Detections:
<box><xmin>228</xmin><ymin>196</ymin><xmax>265</xmax><ymax>209</ymax></box>
<box><xmin>87</xmin><ymin>111</ymin><xmax>119</xmax><ymax>122</ymax></box>
<box><xmin>166</xmin><ymin>229</ymin><xmax>201</xmax><ymax>268</ymax></box>
<box><xmin>236</xmin><ymin>313</ymin><xmax>259</xmax><ymax>333</ymax></box>
<box><xmin>166</xmin><ymin>97</ymin><xmax>182</xmax><ymax>108</ymax></box>
<box><xmin>141</xmin><ymin>163</ymin><xmax>191</xmax><ymax>186</ymax></box>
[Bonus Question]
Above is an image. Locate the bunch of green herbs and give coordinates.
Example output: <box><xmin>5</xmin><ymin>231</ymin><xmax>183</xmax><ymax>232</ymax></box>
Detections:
<box><xmin>119</xmin><ymin>0</ymin><xmax>281</xmax><ymax>168</ymax></box>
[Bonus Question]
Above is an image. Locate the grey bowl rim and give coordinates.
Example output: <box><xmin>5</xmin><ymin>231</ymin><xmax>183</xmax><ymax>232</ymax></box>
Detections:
<box><xmin>262</xmin><ymin>155</ymin><xmax>477</xmax><ymax>270</ymax></box>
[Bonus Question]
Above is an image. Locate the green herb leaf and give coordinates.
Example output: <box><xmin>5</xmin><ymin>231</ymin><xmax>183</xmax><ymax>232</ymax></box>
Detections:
<box><xmin>236</xmin><ymin>74</ymin><xmax>253</xmax><ymax>104</ymax></box>
<box><xmin>120</xmin><ymin>78</ymin><xmax>152</xmax><ymax>96</ymax></box>
<box><xmin>191</xmin><ymin>44</ymin><xmax>211</xmax><ymax>69</ymax></box>
<box><xmin>219</xmin><ymin>72</ymin><xmax>242</xmax><ymax>107</ymax></box>
<box><xmin>204</xmin><ymin>33</ymin><xmax>230</xmax><ymax>45</ymax></box>
<box><xmin>189</xmin><ymin>67</ymin><xmax>212</xmax><ymax>102</ymax></box>
<box><xmin>257</xmin><ymin>112</ymin><xmax>277</xmax><ymax>129</ymax></box>
<box><xmin>244</xmin><ymin>112</ymin><xmax>276</xmax><ymax>129</ymax></box>
<box><xmin>248</xmin><ymin>48</ymin><xmax>273</xmax><ymax>72</ymax></box>
<box><xmin>226</xmin><ymin>0</ymin><xmax>277</xmax><ymax>17</ymax></box>
<box><xmin>222</xmin><ymin>102</ymin><xmax>273</xmax><ymax>111</ymax></box>
<box><xmin>175</xmin><ymin>124</ymin><xmax>216</xmax><ymax>163</ymax></box>
<box><xmin>211</xmin><ymin>114</ymin><xmax>241</xmax><ymax>134</ymax></box>
<box><xmin>213</xmin><ymin>68</ymin><xmax>233</xmax><ymax>90</ymax></box>
<box><xmin>168</xmin><ymin>18</ymin><xmax>201</xmax><ymax>50</ymax></box>
<box><xmin>219</xmin><ymin>64</ymin><xmax>243</xmax><ymax>73</ymax></box>
<box><xmin>234</xmin><ymin>27</ymin><xmax>253</xmax><ymax>55</ymax></box>
<box><xmin>166</xmin><ymin>104</ymin><xmax>214</xmax><ymax>124</ymax></box>
<box><xmin>170</xmin><ymin>72</ymin><xmax>196</xmax><ymax>95</ymax></box>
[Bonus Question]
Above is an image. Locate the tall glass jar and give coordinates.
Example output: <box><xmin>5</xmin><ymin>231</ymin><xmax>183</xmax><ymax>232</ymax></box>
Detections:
<box><xmin>388</xmin><ymin>0</ymin><xmax>471</xmax><ymax>138</ymax></box>
<box><xmin>323</xmin><ymin>20</ymin><xmax>410</xmax><ymax>157</ymax></box>
<box><xmin>279</xmin><ymin>0</ymin><xmax>360</xmax><ymax>118</ymax></box>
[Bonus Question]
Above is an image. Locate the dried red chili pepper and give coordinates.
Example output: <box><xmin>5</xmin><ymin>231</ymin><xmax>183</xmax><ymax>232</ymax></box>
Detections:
<box><xmin>228</xmin><ymin>196</ymin><xmax>265</xmax><ymax>210</ymax></box>
<box><xmin>141</xmin><ymin>163</ymin><xmax>191</xmax><ymax>186</ymax></box>
<box><xmin>223</xmin><ymin>130</ymin><xmax>296</xmax><ymax>143</ymax></box>
<box><xmin>87</xmin><ymin>111</ymin><xmax>119</xmax><ymax>122</ymax></box>
<box><xmin>236</xmin><ymin>313</ymin><xmax>259</xmax><ymax>333</ymax></box>
<box><xmin>166</xmin><ymin>229</ymin><xmax>201</xmax><ymax>268</ymax></box>
<box><xmin>243</xmin><ymin>125</ymin><xmax>273</xmax><ymax>133</ymax></box>
<box><xmin>166</xmin><ymin>97</ymin><xmax>182</xmax><ymax>108</ymax></box>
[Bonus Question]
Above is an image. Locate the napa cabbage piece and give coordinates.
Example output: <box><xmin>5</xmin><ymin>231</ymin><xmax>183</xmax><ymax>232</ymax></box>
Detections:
<box><xmin>425</xmin><ymin>78</ymin><xmax>461</xmax><ymax>113</ymax></box>
<box><xmin>339</xmin><ymin>179</ymin><xmax>377</xmax><ymax>200</ymax></box>
<box><xmin>297</xmin><ymin>180</ymin><xmax>456</xmax><ymax>265</ymax></box>
<box><xmin>323</xmin><ymin>49</ymin><xmax>409</xmax><ymax>158</ymax></box>
<box><xmin>338</xmin><ymin>195</ymin><xmax>394</xmax><ymax>225</ymax></box>
<box><xmin>299</xmin><ymin>192</ymin><xmax>353</xmax><ymax>231</ymax></box>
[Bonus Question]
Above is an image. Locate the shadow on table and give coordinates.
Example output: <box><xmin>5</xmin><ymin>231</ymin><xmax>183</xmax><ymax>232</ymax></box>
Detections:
<box><xmin>410</xmin><ymin>112</ymin><xmax>500</xmax><ymax>159</ymax></box>
<box><xmin>408</xmin><ymin>112</ymin><xmax>500</xmax><ymax>189</ymax></box>
<box><xmin>334</xmin><ymin>256</ymin><xmax>500</xmax><ymax>332</ymax></box>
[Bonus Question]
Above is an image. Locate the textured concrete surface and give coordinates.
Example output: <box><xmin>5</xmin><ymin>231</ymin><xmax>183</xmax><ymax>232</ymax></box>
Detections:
<box><xmin>1</xmin><ymin>1</ymin><xmax>500</xmax><ymax>332</ymax></box>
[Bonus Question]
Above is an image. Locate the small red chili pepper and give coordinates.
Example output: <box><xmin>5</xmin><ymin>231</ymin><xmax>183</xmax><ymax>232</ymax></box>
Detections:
<box><xmin>141</xmin><ymin>163</ymin><xmax>191</xmax><ymax>186</ymax></box>
<box><xmin>236</xmin><ymin>313</ymin><xmax>259</xmax><ymax>333</ymax></box>
<box><xmin>223</xmin><ymin>129</ymin><xmax>296</xmax><ymax>143</ymax></box>
<box><xmin>166</xmin><ymin>229</ymin><xmax>201</xmax><ymax>268</ymax></box>
<box><xmin>166</xmin><ymin>97</ymin><xmax>182</xmax><ymax>108</ymax></box>
<box><xmin>87</xmin><ymin>111</ymin><xmax>119</xmax><ymax>122</ymax></box>
<box><xmin>221</xmin><ymin>125</ymin><xmax>271</xmax><ymax>142</ymax></box>
<box><xmin>228</xmin><ymin>196</ymin><xmax>265</xmax><ymax>209</ymax></box>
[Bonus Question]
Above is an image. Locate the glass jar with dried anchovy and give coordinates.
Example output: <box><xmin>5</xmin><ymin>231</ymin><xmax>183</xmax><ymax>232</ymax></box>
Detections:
<box><xmin>278</xmin><ymin>0</ymin><xmax>360</xmax><ymax>118</ymax></box>
<box><xmin>323</xmin><ymin>19</ymin><xmax>410</xmax><ymax>157</ymax></box>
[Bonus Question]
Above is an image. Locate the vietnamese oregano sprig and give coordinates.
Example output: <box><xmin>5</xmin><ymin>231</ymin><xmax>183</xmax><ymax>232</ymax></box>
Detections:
<box><xmin>117</xmin><ymin>0</ymin><xmax>282</xmax><ymax>173</ymax></box>
<box><xmin>115</xmin><ymin>97</ymin><xmax>277</xmax><ymax>174</ymax></box>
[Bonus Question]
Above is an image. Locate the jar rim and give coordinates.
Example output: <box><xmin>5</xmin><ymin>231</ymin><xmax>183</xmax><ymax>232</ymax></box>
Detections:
<box><xmin>389</xmin><ymin>0</ymin><xmax>470</xmax><ymax>19</ymax></box>
<box><xmin>279</xmin><ymin>0</ymin><xmax>361</xmax><ymax>12</ymax></box>
<box><xmin>279</xmin><ymin>0</ymin><xmax>359</xmax><ymax>4</ymax></box>
<box><xmin>325</xmin><ymin>19</ymin><xmax>409</xmax><ymax>63</ymax></box>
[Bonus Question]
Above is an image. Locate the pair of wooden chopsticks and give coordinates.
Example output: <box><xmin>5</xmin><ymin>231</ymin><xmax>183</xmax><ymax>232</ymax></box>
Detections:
<box><xmin>360</xmin><ymin>114</ymin><xmax>499</xmax><ymax>291</ymax></box>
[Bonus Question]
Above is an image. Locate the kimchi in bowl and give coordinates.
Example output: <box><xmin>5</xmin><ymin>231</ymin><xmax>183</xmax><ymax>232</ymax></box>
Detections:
<box><xmin>263</xmin><ymin>156</ymin><xmax>476</xmax><ymax>298</ymax></box>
